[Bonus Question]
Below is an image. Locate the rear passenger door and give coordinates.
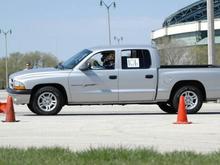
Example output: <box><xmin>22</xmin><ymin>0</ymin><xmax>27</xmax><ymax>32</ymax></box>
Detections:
<box><xmin>118</xmin><ymin>49</ymin><xmax>157</xmax><ymax>101</ymax></box>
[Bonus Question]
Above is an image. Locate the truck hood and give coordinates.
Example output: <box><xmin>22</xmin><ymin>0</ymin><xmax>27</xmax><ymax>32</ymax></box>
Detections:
<box><xmin>9</xmin><ymin>68</ymin><xmax>69</xmax><ymax>80</ymax></box>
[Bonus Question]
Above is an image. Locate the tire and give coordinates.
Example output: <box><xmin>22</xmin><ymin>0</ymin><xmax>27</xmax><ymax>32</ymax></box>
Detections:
<box><xmin>158</xmin><ymin>102</ymin><xmax>177</xmax><ymax>114</ymax></box>
<box><xmin>172</xmin><ymin>85</ymin><xmax>203</xmax><ymax>114</ymax></box>
<box><xmin>27</xmin><ymin>103</ymin><xmax>37</xmax><ymax>114</ymax></box>
<box><xmin>31</xmin><ymin>86</ymin><xmax>63</xmax><ymax>115</ymax></box>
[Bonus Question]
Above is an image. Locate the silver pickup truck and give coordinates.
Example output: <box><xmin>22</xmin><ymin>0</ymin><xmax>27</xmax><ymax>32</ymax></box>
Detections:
<box><xmin>7</xmin><ymin>45</ymin><xmax>220</xmax><ymax>115</ymax></box>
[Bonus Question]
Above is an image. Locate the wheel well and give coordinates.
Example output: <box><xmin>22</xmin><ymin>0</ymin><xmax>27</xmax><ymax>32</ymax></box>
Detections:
<box><xmin>170</xmin><ymin>80</ymin><xmax>206</xmax><ymax>101</ymax></box>
<box><xmin>30</xmin><ymin>84</ymin><xmax>68</xmax><ymax>105</ymax></box>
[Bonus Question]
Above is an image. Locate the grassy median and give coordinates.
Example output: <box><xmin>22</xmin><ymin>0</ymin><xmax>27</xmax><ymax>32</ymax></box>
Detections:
<box><xmin>0</xmin><ymin>147</ymin><xmax>220</xmax><ymax>165</ymax></box>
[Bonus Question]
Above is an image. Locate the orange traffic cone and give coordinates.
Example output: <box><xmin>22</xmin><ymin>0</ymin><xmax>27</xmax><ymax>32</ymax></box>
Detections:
<box><xmin>174</xmin><ymin>96</ymin><xmax>192</xmax><ymax>124</ymax></box>
<box><xmin>4</xmin><ymin>96</ymin><xmax>16</xmax><ymax>122</ymax></box>
<box><xmin>0</xmin><ymin>102</ymin><xmax>6</xmax><ymax>113</ymax></box>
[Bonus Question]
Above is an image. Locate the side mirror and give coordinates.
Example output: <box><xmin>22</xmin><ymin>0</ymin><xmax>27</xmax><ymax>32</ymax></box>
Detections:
<box><xmin>79</xmin><ymin>62</ymin><xmax>91</xmax><ymax>71</ymax></box>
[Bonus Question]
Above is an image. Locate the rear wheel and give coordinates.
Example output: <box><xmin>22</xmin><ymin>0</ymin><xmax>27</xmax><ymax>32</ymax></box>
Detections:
<box><xmin>31</xmin><ymin>86</ymin><xmax>63</xmax><ymax>115</ymax></box>
<box><xmin>158</xmin><ymin>102</ymin><xmax>176</xmax><ymax>114</ymax></box>
<box><xmin>172</xmin><ymin>85</ymin><xmax>203</xmax><ymax>114</ymax></box>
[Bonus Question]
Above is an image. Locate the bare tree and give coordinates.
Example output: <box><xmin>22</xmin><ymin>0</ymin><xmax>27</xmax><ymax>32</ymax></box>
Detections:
<box><xmin>155</xmin><ymin>37</ymin><xmax>195</xmax><ymax>65</ymax></box>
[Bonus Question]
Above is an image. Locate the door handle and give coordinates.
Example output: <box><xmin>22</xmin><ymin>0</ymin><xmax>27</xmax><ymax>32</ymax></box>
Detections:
<box><xmin>83</xmin><ymin>84</ymin><xmax>96</xmax><ymax>87</ymax></box>
<box><xmin>145</xmin><ymin>75</ymin><xmax>154</xmax><ymax>79</ymax></box>
<box><xmin>109</xmin><ymin>75</ymin><xmax>117</xmax><ymax>80</ymax></box>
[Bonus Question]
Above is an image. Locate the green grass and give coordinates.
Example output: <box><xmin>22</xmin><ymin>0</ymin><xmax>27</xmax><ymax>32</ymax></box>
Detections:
<box><xmin>0</xmin><ymin>147</ymin><xmax>220</xmax><ymax>165</ymax></box>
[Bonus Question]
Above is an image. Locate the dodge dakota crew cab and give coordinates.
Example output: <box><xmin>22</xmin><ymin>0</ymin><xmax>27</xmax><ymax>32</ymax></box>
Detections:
<box><xmin>7</xmin><ymin>45</ymin><xmax>220</xmax><ymax>115</ymax></box>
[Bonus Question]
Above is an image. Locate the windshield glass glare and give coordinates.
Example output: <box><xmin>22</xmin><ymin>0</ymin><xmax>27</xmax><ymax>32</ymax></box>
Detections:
<box><xmin>62</xmin><ymin>49</ymin><xmax>92</xmax><ymax>69</ymax></box>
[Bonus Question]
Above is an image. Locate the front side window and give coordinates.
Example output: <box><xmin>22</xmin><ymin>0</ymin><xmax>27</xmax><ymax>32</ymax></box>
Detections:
<box><xmin>121</xmin><ymin>49</ymin><xmax>151</xmax><ymax>69</ymax></box>
<box><xmin>88</xmin><ymin>51</ymin><xmax>115</xmax><ymax>70</ymax></box>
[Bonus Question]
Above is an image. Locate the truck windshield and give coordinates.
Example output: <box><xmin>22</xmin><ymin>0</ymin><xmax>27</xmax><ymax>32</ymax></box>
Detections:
<box><xmin>61</xmin><ymin>49</ymin><xmax>92</xmax><ymax>69</ymax></box>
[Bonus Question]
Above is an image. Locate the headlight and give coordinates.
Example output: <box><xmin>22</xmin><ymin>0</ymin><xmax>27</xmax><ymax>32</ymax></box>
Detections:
<box><xmin>13</xmin><ymin>80</ymin><xmax>26</xmax><ymax>90</ymax></box>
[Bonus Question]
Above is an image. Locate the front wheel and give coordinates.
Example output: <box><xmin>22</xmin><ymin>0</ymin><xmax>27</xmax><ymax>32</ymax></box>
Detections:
<box><xmin>30</xmin><ymin>86</ymin><xmax>63</xmax><ymax>115</ymax></box>
<box><xmin>172</xmin><ymin>86</ymin><xmax>203</xmax><ymax>114</ymax></box>
<box><xmin>27</xmin><ymin>103</ymin><xmax>37</xmax><ymax>114</ymax></box>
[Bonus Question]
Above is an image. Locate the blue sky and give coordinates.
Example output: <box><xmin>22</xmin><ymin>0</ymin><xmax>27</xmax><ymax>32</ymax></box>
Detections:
<box><xmin>0</xmin><ymin>0</ymin><xmax>198</xmax><ymax>61</ymax></box>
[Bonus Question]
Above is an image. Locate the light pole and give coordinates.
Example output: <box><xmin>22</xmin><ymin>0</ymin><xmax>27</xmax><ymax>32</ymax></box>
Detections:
<box><xmin>0</xmin><ymin>29</ymin><xmax>12</xmax><ymax>88</ymax></box>
<box><xmin>114</xmin><ymin>36</ymin><xmax>123</xmax><ymax>45</ymax></box>
<box><xmin>100</xmin><ymin>0</ymin><xmax>116</xmax><ymax>45</ymax></box>
<box><xmin>207</xmin><ymin>0</ymin><xmax>215</xmax><ymax>65</ymax></box>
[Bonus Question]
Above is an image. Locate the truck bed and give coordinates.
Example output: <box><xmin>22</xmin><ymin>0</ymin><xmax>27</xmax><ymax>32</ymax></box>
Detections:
<box><xmin>160</xmin><ymin>65</ymin><xmax>220</xmax><ymax>68</ymax></box>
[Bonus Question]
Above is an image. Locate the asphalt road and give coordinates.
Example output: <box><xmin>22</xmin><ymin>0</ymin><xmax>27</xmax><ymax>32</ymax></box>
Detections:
<box><xmin>0</xmin><ymin>90</ymin><xmax>220</xmax><ymax>153</ymax></box>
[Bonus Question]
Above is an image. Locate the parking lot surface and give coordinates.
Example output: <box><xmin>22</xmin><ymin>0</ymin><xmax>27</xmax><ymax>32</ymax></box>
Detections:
<box><xmin>0</xmin><ymin>90</ymin><xmax>220</xmax><ymax>153</ymax></box>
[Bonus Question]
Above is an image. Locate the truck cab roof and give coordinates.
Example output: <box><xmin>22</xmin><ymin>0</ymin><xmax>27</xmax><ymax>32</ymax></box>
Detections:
<box><xmin>88</xmin><ymin>45</ymin><xmax>155</xmax><ymax>52</ymax></box>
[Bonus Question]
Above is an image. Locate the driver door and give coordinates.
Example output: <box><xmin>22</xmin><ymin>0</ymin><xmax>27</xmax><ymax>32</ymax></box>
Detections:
<box><xmin>68</xmin><ymin>50</ymin><xmax>118</xmax><ymax>103</ymax></box>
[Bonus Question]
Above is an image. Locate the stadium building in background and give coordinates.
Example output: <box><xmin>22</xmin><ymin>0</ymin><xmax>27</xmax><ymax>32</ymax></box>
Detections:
<box><xmin>151</xmin><ymin>0</ymin><xmax>220</xmax><ymax>65</ymax></box>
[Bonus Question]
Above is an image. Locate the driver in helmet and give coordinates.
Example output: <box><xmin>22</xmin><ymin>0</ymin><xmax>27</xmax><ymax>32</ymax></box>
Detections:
<box><xmin>101</xmin><ymin>53</ymin><xmax>115</xmax><ymax>69</ymax></box>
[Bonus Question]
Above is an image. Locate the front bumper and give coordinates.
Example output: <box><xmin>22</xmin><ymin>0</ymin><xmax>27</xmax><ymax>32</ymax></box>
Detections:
<box><xmin>7</xmin><ymin>88</ymin><xmax>31</xmax><ymax>104</ymax></box>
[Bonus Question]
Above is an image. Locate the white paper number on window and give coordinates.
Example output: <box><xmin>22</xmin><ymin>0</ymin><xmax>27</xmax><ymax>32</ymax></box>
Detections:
<box><xmin>127</xmin><ymin>58</ymin><xmax>140</xmax><ymax>68</ymax></box>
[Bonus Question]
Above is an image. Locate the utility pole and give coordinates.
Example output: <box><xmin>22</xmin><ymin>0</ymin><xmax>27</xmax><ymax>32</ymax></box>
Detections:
<box><xmin>207</xmin><ymin>0</ymin><xmax>215</xmax><ymax>65</ymax></box>
<box><xmin>100</xmin><ymin>0</ymin><xmax>116</xmax><ymax>45</ymax></box>
<box><xmin>0</xmin><ymin>29</ymin><xmax>12</xmax><ymax>88</ymax></box>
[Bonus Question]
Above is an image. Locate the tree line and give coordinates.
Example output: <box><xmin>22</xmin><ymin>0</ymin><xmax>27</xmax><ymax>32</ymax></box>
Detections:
<box><xmin>0</xmin><ymin>51</ymin><xmax>59</xmax><ymax>89</ymax></box>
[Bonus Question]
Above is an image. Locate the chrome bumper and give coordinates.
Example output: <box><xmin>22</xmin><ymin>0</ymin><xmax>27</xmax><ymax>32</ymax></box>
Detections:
<box><xmin>7</xmin><ymin>88</ymin><xmax>31</xmax><ymax>104</ymax></box>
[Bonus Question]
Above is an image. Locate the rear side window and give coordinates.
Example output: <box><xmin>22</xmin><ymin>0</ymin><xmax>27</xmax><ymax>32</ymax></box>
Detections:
<box><xmin>121</xmin><ymin>49</ymin><xmax>151</xmax><ymax>69</ymax></box>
